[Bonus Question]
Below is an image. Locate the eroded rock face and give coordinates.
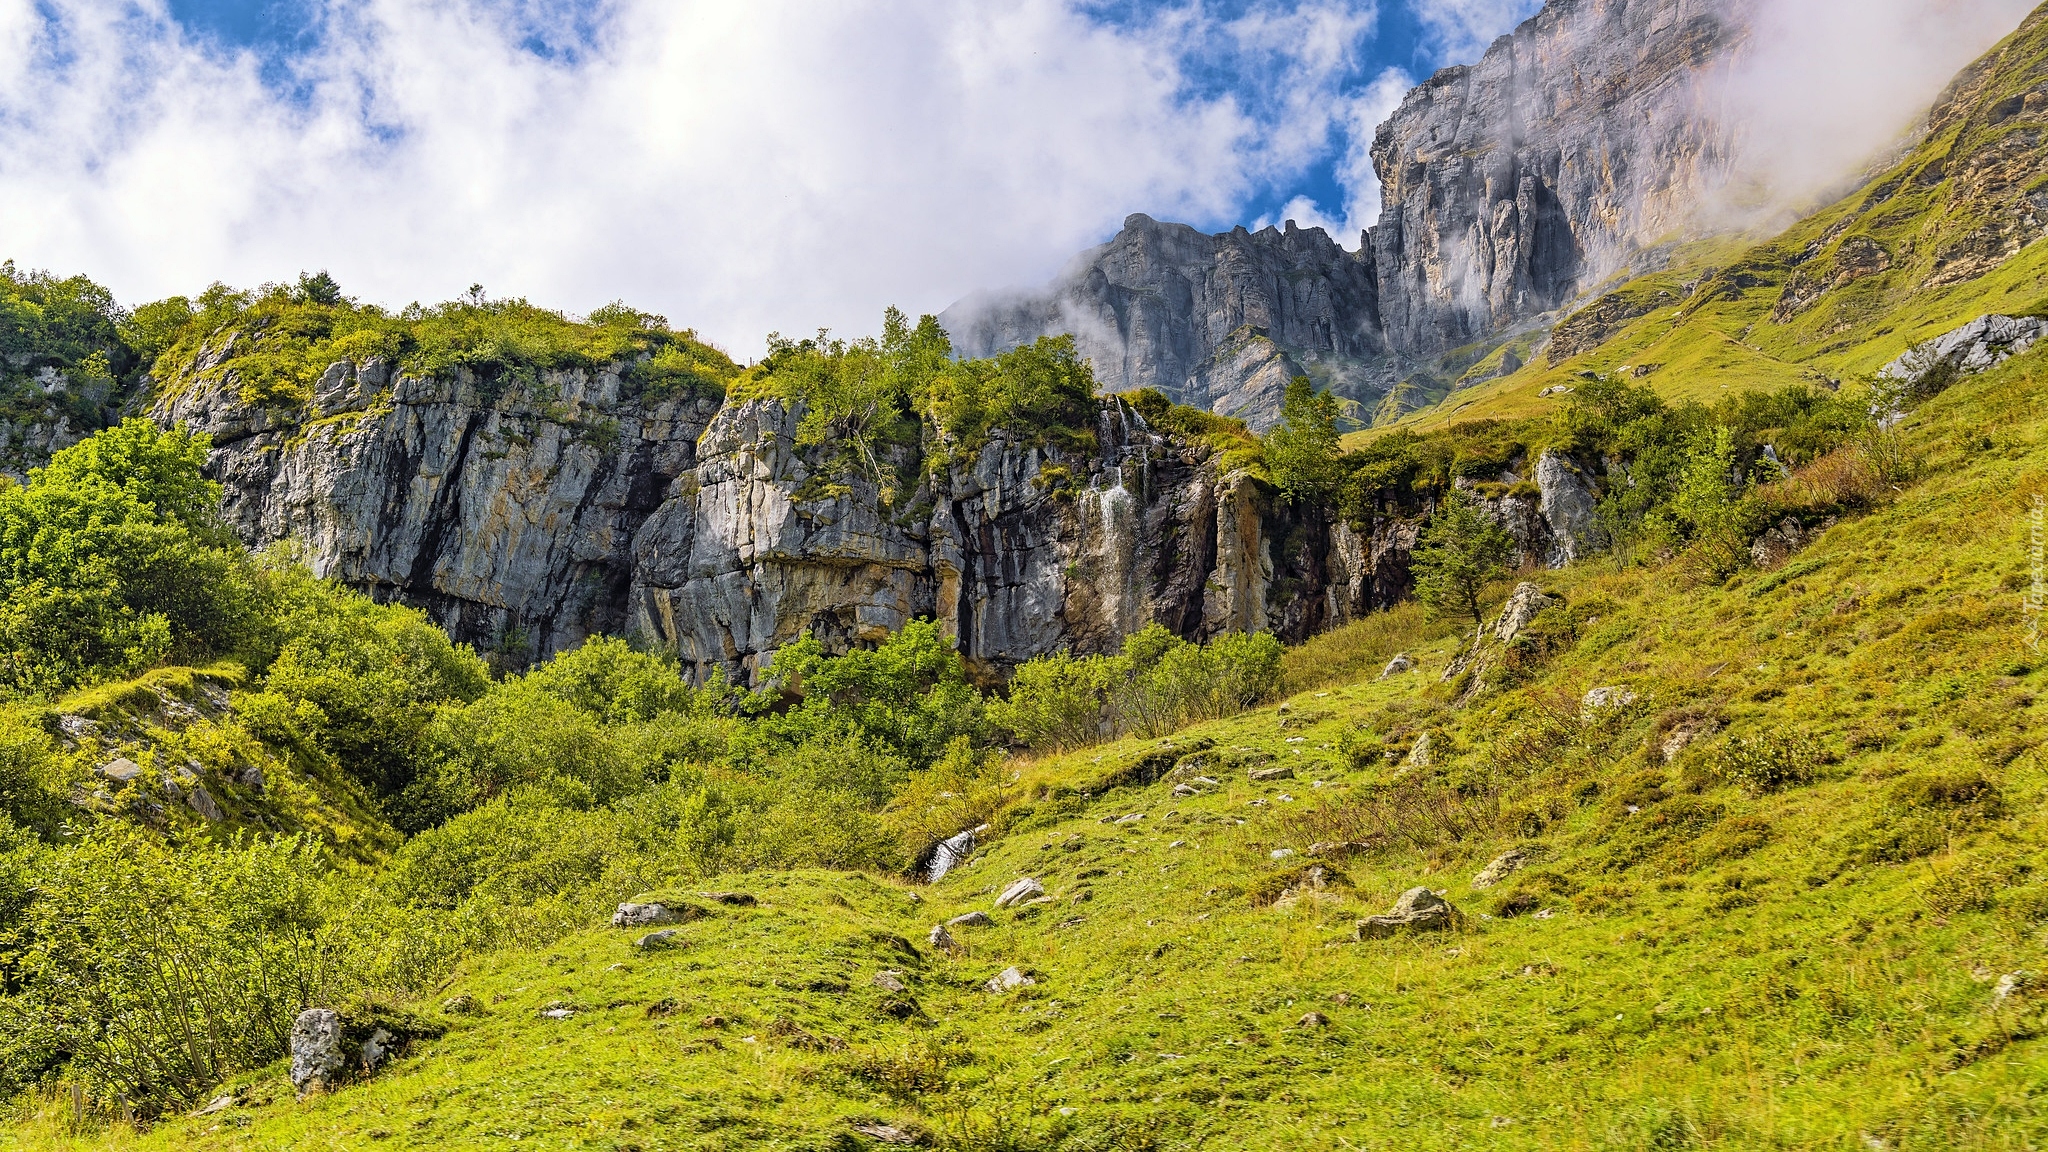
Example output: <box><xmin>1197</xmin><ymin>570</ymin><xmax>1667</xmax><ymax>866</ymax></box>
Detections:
<box><xmin>1371</xmin><ymin>0</ymin><xmax>1745</xmax><ymax>357</ymax></box>
<box><xmin>161</xmin><ymin>370</ymin><xmax>1462</xmax><ymax>680</ymax></box>
<box><xmin>942</xmin><ymin>215</ymin><xmax>1393</xmax><ymax>428</ymax></box>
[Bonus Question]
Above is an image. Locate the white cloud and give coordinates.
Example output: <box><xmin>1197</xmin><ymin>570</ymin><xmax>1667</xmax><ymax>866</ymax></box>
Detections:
<box><xmin>1407</xmin><ymin>0</ymin><xmax>1541</xmax><ymax>62</ymax></box>
<box><xmin>0</xmin><ymin>0</ymin><xmax>1390</xmax><ymax>355</ymax></box>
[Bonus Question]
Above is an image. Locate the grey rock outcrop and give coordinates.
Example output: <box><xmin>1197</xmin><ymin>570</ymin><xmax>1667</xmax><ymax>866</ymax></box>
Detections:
<box><xmin>926</xmin><ymin>828</ymin><xmax>977</xmax><ymax>883</ymax></box>
<box><xmin>160</xmin><ymin>369</ymin><xmax>1428</xmax><ymax>681</ymax></box>
<box><xmin>1878</xmin><ymin>315</ymin><xmax>2048</xmax><ymax>395</ymax></box>
<box><xmin>289</xmin><ymin>1009</ymin><xmax>346</xmax><ymax>1094</ymax></box>
<box><xmin>613</xmin><ymin>902</ymin><xmax>697</xmax><ymax>928</ymax></box>
<box><xmin>943</xmin><ymin>0</ymin><xmax>1754</xmax><ymax>423</ymax></box>
<box><xmin>994</xmin><ymin>878</ymin><xmax>1045</xmax><ymax>908</ymax></box>
<box><xmin>1355</xmin><ymin>887</ymin><xmax>1458</xmax><ymax>938</ymax></box>
<box><xmin>943</xmin><ymin>215</ymin><xmax>1391</xmax><ymax>428</ymax></box>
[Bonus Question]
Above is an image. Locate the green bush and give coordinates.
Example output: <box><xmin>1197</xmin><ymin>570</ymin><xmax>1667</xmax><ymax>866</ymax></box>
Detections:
<box><xmin>7</xmin><ymin>827</ymin><xmax>338</xmax><ymax>1115</ymax></box>
<box><xmin>1712</xmin><ymin>730</ymin><xmax>1825</xmax><ymax>796</ymax></box>
<box><xmin>992</xmin><ymin>626</ymin><xmax>1283</xmax><ymax>751</ymax></box>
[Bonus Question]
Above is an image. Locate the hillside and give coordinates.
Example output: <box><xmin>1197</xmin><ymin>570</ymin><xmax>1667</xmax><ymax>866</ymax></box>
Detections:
<box><xmin>1369</xmin><ymin>2</ymin><xmax>2048</xmax><ymax>439</ymax></box>
<box><xmin>2</xmin><ymin>336</ymin><xmax>2043</xmax><ymax>1149</ymax></box>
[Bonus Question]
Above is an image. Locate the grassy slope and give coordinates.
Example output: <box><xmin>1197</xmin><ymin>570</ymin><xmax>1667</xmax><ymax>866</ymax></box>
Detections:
<box><xmin>16</xmin><ymin>349</ymin><xmax>2048</xmax><ymax>1150</ymax></box>
<box><xmin>1352</xmin><ymin>5</ymin><xmax>2048</xmax><ymax>444</ymax></box>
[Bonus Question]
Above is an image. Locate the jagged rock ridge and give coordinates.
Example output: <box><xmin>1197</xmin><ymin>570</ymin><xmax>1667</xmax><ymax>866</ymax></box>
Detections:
<box><xmin>944</xmin><ymin>0</ymin><xmax>1751</xmax><ymax>427</ymax></box>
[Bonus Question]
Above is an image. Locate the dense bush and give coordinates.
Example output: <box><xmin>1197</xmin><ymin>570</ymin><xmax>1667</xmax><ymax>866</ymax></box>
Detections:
<box><xmin>991</xmin><ymin>624</ymin><xmax>1283</xmax><ymax>751</ymax></box>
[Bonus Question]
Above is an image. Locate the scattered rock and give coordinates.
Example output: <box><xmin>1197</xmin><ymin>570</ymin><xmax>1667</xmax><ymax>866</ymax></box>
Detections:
<box><xmin>1471</xmin><ymin>849</ymin><xmax>1530</xmax><ymax>889</ymax></box>
<box><xmin>99</xmin><ymin>757</ymin><xmax>143</xmax><ymax>784</ymax></box>
<box><xmin>1994</xmin><ymin>970</ymin><xmax>2036</xmax><ymax>1004</ymax></box>
<box><xmin>1581</xmin><ymin>686</ymin><xmax>1637</xmax><ymax>712</ymax></box>
<box><xmin>360</xmin><ymin>1027</ymin><xmax>396</xmax><ymax>1073</ymax></box>
<box><xmin>1532</xmin><ymin>907</ymin><xmax>1557</xmax><ymax>920</ymax></box>
<box><xmin>1538</xmin><ymin>384</ymin><xmax>1574</xmax><ymax>397</ymax></box>
<box><xmin>57</xmin><ymin>715</ymin><xmax>100</xmax><ymax>742</ymax></box>
<box><xmin>850</xmin><ymin>1120</ymin><xmax>923</xmax><ymax>1145</ymax></box>
<box><xmin>1377</xmin><ymin>653</ymin><xmax>1416</xmax><ymax>679</ymax></box>
<box><xmin>986</xmin><ymin>966</ymin><xmax>1036</xmax><ymax>993</ymax></box>
<box><xmin>192</xmin><ymin>1094</ymin><xmax>237</xmax><ymax>1117</ymax></box>
<box><xmin>927</xmin><ymin>924</ymin><xmax>957</xmax><ymax>951</ymax></box>
<box><xmin>947</xmin><ymin>911</ymin><xmax>993</xmax><ymax>929</ymax></box>
<box><xmin>1309</xmin><ymin>839</ymin><xmax>1379</xmax><ymax>859</ymax></box>
<box><xmin>1404</xmin><ymin>732</ymin><xmax>1434</xmax><ymax>768</ymax></box>
<box><xmin>612</xmin><ymin>902</ymin><xmax>700</xmax><ymax>928</ymax></box>
<box><xmin>440</xmin><ymin>994</ymin><xmax>483</xmax><ymax>1016</ymax></box>
<box><xmin>872</xmin><ymin>970</ymin><xmax>908</xmax><ymax>993</ymax></box>
<box><xmin>1878</xmin><ymin>314</ymin><xmax>2048</xmax><ymax>398</ymax></box>
<box><xmin>994</xmin><ymin>878</ymin><xmax>1045</xmax><ymax>908</ymax></box>
<box><xmin>1749</xmin><ymin>516</ymin><xmax>1827</xmax><ymax>570</ymax></box>
<box><xmin>185</xmin><ymin>783</ymin><xmax>224</xmax><ymax>822</ymax></box>
<box><xmin>541</xmin><ymin>1006</ymin><xmax>576</xmax><ymax>1020</ymax></box>
<box><xmin>289</xmin><ymin>1009</ymin><xmax>347</xmax><ymax>1094</ymax></box>
<box><xmin>646</xmin><ymin>998</ymin><xmax>678</xmax><ymax>1017</ymax></box>
<box><xmin>1270</xmin><ymin>848</ymin><xmax>1297</xmax><ymax>860</ymax></box>
<box><xmin>1113</xmin><ymin>812</ymin><xmax>1146</xmax><ymax>825</ymax></box>
<box><xmin>927</xmin><ymin>828</ymin><xmax>977</xmax><ymax>883</ymax></box>
<box><xmin>1355</xmin><ymin>887</ymin><xmax>1458</xmax><ymax>939</ymax></box>
<box><xmin>1249</xmin><ymin>766</ymin><xmax>1294</xmax><ymax>782</ymax></box>
<box><xmin>636</xmin><ymin>929</ymin><xmax>683</xmax><ymax>950</ymax></box>
<box><xmin>1298</xmin><ymin>1011</ymin><xmax>1329</xmax><ymax>1028</ymax></box>
<box><xmin>237</xmin><ymin>764</ymin><xmax>265</xmax><ymax>791</ymax></box>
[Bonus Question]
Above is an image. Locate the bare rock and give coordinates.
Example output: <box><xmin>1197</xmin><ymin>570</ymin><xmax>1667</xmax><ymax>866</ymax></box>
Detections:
<box><xmin>927</xmin><ymin>924</ymin><xmax>957</xmax><ymax>951</ymax></box>
<box><xmin>926</xmin><ymin>828</ymin><xmax>977</xmax><ymax>883</ymax></box>
<box><xmin>99</xmin><ymin>757</ymin><xmax>142</xmax><ymax>784</ymax></box>
<box><xmin>1249</xmin><ymin>765</ymin><xmax>1295</xmax><ymax>782</ymax></box>
<box><xmin>636</xmin><ymin>929</ymin><xmax>683</xmax><ymax>950</ymax></box>
<box><xmin>1582</xmin><ymin>686</ymin><xmax>1637</xmax><ymax>712</ymax></box>
<box><xmin>1471</xmin><ymin>849</ymin><xmax>1530</xmax><ymax>889</ymax></box>
<box><xmin>947</xmin><ymin>911</ymin><xmax>994</xmax><ymax>929</ymax></box>
<box><xmin>1493</xmin><ymin>583</ymin><xmax>1555</xmax><ymax>644</ymax></box>
<box><xmin>1356</xmin><ymin>887</ymin><xmax>1458</xmax><ymax>939</ymax></box>
<box><xmin>994</xmin><ymin>878</ymin><xmax>1045</xmax><ymax>908</ymax></box>
<box><xmin>986</xmin><ymin>965</ymin><xmax>1036</xmax><ymax>993</ymax></box>
<box><xmin>612</xmin><ymin>902</ymin><xmax>700</xmax><ymax>928</ymax></box>
<box><xmin>185</xmin><ymin>783</ymin><xmax>224</xmax><ymax>822</ymax></box>
<box><xmin>1377</xmin><ymin>652</ymin><xmax>1416</xmax><ymax>679</ymax></box>
<box><xmin>872</xmin><ymin>970</ymin><xmax>908</xmax><ymax>993</ymax></box>
<box><xmin>289</xmin><ymin>1009</ymin><xmax>346</xmax><ymax>1095</ymax></box>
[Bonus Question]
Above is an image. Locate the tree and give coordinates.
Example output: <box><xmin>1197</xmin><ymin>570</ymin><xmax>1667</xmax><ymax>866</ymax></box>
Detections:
<box><xmin>1266</xmin><ymin>377</ymin><xmax>1343</xmax><ymax>502</ymax></box>
<box><xmin>1410</xmin><ymin>488</ymin><xmax>1514</xmax><ymax>623</ymax></box>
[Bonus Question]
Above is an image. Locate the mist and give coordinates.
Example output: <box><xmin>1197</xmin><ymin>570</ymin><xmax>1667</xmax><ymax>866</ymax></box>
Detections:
<box><xmin>1709</xmin><ymin>0</ymin><xmax>2039</xmax><ymax>225</ymax></box>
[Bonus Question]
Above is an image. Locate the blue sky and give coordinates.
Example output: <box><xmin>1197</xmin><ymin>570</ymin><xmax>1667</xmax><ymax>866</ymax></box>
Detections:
<box><xmin>0</xmin><ymin>0</ymin><xmax>1556</xmax><ymax>348</ymax></box>
<box><xmin>155</xmin><ymin>0</ymin><xmax>1538</xmax><ymax>247</ymax></box>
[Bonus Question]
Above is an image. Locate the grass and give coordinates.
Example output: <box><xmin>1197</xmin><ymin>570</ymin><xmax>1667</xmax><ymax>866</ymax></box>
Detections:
<box><xmin>15</xmin><ymin>344</ymin><xmax>2048</xmax><ymax>1149</ymax></box>
<box><xmin>1352</xmin><ymin>8</ymin><xmax>2048</xmax><ymax>447</ymax></box>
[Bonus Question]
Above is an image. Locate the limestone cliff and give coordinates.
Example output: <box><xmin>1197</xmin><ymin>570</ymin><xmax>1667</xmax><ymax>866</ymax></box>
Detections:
<box><xmin>944</xmin><ymin>0</ymin><xmax>1751</xmax><ymax>425</ymax></box>
<box><xmin>942</xmin><ymin>216</ymin><xmax>1394</xmax><ymax>431</ymax></box>
<box><xmin>150</xmin><ymin>357</ymin><xmax>1493</xmax><ymax>680</ymax></box>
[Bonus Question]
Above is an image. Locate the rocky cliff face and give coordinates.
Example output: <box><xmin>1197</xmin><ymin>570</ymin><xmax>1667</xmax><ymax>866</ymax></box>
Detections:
<box><xmin>945</xmin><ymin>0</ymin><xmax>1751</xmax><ymax>425</ymax></box>
<box><xmin>942</xmin><ymin>215</ymin><xmax>1394</xmax><ymax>431</ymax></box>
<box><xmin>156</xmin><ymin>358</ymin><xmax>1556</xmax><ymax>680</ymax></box>
<box><xmin>1371</xmin><ymin>0</ymin><xmax>1744</xmax><ymax>356</ymax></box>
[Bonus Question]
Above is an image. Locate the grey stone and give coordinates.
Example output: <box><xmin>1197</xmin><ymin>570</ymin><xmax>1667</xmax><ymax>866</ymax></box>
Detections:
<box><xmin>99</xmin><ymin>757</ymin><xmax>142</xmax><ymax>784</ymax></box>
<box><xmin>994</xmin><ymin>878</ymin><xmax>1045</xmax><ymax>908</ymax></box>
<box><xmin>1582</xmin><ymin>686</ymin><xmax>1638</xmax><ymax>712</ymax></box>
<box><xmin>947</xmin><ymin>911</ymin><xmax>993</xmax><ymax>929</ymax></box>
<box><xmin>1249</xmin><ymin>766</ymin><xmax>1294</xmax><ymax>782</ymax></box>
<box><xmin>289</xmin><ymin>1008</ymin><xmax>346</xmax><ymax>1094</ymax></box>
<box><xmin>927</xmin><ymin>828</ymin><xmax>977</xmax><ymax>883</ymax></box>
<box><xmin>636</xmin><ymin>929</ymin><xmax>682</xmax><ymax>950</ymax></box>
<box><xmin>612</xmin><ymin>902</ymin><xmax>695</xmax><ymax>928</ymax></box>
<box><xmin>1472</xmin><ymin>849</ymin><xmax>1530</xmax><ymax>889</ymax></box>
<box><xmin>1879</xmin><ymin>315</ymin><xmax>2048</xmax><ymax>396</ymax></box>
<box><xmin>1377</xmin><ymin>652</ymin><xmax>1415</xmax><ymax>679</ymax></box>
<box><xmin>359</xmin><ymin>1027</ymin><xmax>396</xmax><ymax>1073</ymax></box>
<box><xmin>1536</xmin><ymin>452</ymin><xmax>1604</xmax><ymax>566</ymax></box>
<box><xmin>186</xmin><ymin>783</ymin><xmax>224</xmax><ymax>822</ymax></box>
<box><xmin>238</xmin><ymin>764</ymin><xmax>265</xmax><ymax>791</ymax></box>
<box><xmin>1493</xmin><ymin>583</ymin><xmax>1555</xmax><ymax>644</ymax></box>
<box><xmin>1404</xmin><ymin>732</ymin><xmax>1434</xmax><ymax>768</ymax></box>
<box><xmin>872</xmin><ymin>970</ymin><xmax>908</xmax><ymax>993</ymax></box>
<box><xmin>1994</xmin><ymin>970</ymin><xmax>2036</xmax><ymax>1004</ymax></box>
<box><xmin>1355</xmin><ymin>887</ymin><xmax>1458</xmax><ymax>939</ymax></box>
<box><xmin>927</xmin><ymin>924</ymin><xmax>957</xmax><ymax>951</ymax></box>
<box><xmin>985</xmin><ymin>965</ymin><xmax>1035</xmax><ymax>993</ymax></box>
<box><xmin>440</xmin><ymin>994</ymin><xmax>483</xmax><ymax>1016</ymax></box>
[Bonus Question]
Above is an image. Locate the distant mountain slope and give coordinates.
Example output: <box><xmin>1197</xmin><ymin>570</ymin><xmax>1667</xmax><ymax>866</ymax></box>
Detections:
<box><xmin>943</xmin><ymin>0</ymin><xmax>1752</xmax><ymax>427</ymax></box>
<box><xmin>1377</xmin><ymin>0</ymin><xmax>2048</xmax><ymax>436</ymax></box>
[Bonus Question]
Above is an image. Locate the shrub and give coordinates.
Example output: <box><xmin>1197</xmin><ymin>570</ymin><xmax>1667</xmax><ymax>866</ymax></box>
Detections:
<box><xmin>1411</xmin><ymin>489</ymin><xmax>1514</xmax><ymax>623</ymax></box>
<box><xmin>9</xmin><ymin>827</ymin><xmax>338</xmax><ymax>1115</ymax></box>
<box><xmin>1712</xmin><ymin>730</ymin><xmax>1825</xmax><ymax>795</ymax></box>
<box><xmin>989</xmin><ymin>650</ymin><xmax>1116</xmax><ymax>751</ymax></box>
